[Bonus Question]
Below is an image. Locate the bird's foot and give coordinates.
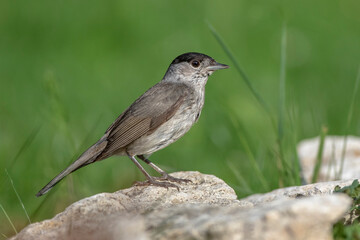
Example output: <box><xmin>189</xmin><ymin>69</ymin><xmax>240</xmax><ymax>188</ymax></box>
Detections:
<box><xmin>134</xmin><ymin>178</ymin><xmax>180</xmax><ymax>190</ymax></box>
<box><xmin>154</xmin><ymin>173</ymin><xmax>192</xmax><ymax>184</ymax></box>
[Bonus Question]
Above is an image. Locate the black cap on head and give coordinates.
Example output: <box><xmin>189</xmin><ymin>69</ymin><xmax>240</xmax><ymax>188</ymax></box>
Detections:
<box><xmin>171</xmin><ymin>52</ymin><xmax>213</xmax><ymax>64</ymax></box>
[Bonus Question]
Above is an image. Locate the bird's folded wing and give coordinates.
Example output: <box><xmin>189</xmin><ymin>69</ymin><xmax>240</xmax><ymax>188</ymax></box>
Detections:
<box><xmin>102</xmin><ymin>82</ymin><xmax>189</xmax><ymax>155</ymax></box>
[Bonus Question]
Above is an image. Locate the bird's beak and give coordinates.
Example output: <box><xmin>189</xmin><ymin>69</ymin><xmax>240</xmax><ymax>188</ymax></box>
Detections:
<box><xmin>206</xmin><ymin>62</ymin><xmax>229</xmax><ymax>71</ymax></box>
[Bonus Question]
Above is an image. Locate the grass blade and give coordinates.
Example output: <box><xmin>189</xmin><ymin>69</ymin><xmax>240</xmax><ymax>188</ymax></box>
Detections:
<box><xmin>5</xmin><ymin>169</ymin><xmax>31</xmax><ymax>224</ymax></box>
<box><xmin>276</xmin><ymin>22</ymin><xmax>289</xmax><ymax>184</ymax></box>
<box><xmin>207</xmin><ymin>22</ymin><xmax>275</xmax><ymax>129</ymax></box>
<box><xmin>8</xmin><ymin>125</ymin><xmax>42</xmax><ymax>170</ymax></box>
<box><xmin>312</xmin><ymin>126</ymin><xmax>328</xmax><ymax>183</ymax></box>
<box><xmin>0</xmin><ymin>203</ymin><xmax>17</xmax><ymax>234</ymax></box>
<box><xmin>1</xmin><ymin>232</ymin><xmax>8</xmax><ymax>239</ymax></box>
<box><xmin>226</xmin><ymin>161</ymin><xmax>253</xmax><ymax>194</ymax></box>
<box><xmin>278</xmin><ymin>22</ymin><xmax>287</xmax><ymax>142</ymax></box>
<box><xmin>288</xmin><ymin>103</ymin><xmax>303</xmax><ymax>185</ymax></box>
<box><xmin>229</xmin><ymin>115</ymin><xmax>270</xmax><ymax>191</ymax></box>
<box><xmin>0</xmin><ymin>125</ymin><xmax>41</xmax><ymax>188</ymax></box>
<box><xmin>31</xmin><ymin>114</ymin><xmax>103</xmax><ymax>219</ymax></box>
<box><xmin>338</xmin><ymin>66</ymin><xmax>360</xmax><ymax>179</ymax></box>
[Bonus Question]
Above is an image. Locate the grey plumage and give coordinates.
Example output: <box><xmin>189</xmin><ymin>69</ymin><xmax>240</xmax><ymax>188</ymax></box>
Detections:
<box><xmin>36</xmin><ymin>52</ymin><xmax>228</xmax><ymax>197</ymax></box>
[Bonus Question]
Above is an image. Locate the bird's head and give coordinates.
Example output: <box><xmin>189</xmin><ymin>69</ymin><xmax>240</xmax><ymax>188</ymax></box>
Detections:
<box><xmin>163</xmin><ymin>52</ymin><xmax>229</xmax><ymax>85</ymax></box>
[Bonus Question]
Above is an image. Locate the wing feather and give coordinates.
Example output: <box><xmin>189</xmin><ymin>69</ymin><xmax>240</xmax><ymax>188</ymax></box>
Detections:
<box><xmin>100</xmin><ymin>82</ymin><xmax>190</xmax><ymax>157</ymax></box>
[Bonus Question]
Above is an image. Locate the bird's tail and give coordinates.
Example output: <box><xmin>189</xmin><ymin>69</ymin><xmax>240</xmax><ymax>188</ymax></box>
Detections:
<box><xmin>36</xmin><ymin>138</ymin><xmax>108</xmax><ymax>197</ymax></box>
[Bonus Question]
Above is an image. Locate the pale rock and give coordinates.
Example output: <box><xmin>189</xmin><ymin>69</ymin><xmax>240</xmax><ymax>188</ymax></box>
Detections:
<box><xmin>150</xmin><ymin>195</ymin><xmax>350</xmax><ymax>240</ymax></box>
<box><xmin>242</xmin><ymin>178</ymin><xmax>357</xmax><ymax>206</ymax></box>
<box><xmin>297</xmin><ymin>135</ymin><xmax>360</xmax><ymax>183</ymax></box>
<box><xmin>10</xmin><ymin>171</ymin><xmax>352</xmax><ymax>240</ymax></box>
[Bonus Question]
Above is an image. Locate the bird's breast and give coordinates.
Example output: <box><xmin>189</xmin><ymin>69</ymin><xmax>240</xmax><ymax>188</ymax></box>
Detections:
<box><xmin>126</xmin><ymin>87</ymin><xmax>205</xmax><ymax>155</ymax></box>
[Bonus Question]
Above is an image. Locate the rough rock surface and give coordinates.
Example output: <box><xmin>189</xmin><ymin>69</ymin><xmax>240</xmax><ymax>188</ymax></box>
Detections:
<box><xmin>11</xmin><ymin>171</ymin><xmax>351</xmax><ymax>240</ymax></box>
<box><xmin>242</xmin><ymin>178</ymin><xmax>357</xmax><ymax>206</ymax></box>
<box><xmin>149</xmin><ymin>195</ymin><xmax>349</xmax><ymax>240</ymax></box>
<box><xmin>298</xmin><ymin>135</ymin><xmax>360</xmax><ymax>183</ymax></box>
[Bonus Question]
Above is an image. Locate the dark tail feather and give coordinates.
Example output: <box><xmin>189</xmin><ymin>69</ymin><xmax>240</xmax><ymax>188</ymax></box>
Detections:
<box><xmin>36</xmin><ymin>139</ymin><xmax>108</xmax><ymax>197</ymax></box>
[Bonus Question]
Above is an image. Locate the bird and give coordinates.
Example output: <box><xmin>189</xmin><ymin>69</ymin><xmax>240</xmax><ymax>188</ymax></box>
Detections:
<box><xmin>36</xmin><ymin>52</ymin><xmax>229</xmax><ymax>197</ymax></box>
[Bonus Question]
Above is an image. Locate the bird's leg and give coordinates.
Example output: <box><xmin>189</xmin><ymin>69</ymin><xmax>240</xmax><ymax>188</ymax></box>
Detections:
<box><xmin>127</xmin><ymin>153</ymin><xmax>179</xmax><ymax>189</ymax></box>
<box><xmin>137</xmin><ymin>155</ymin><xmax>192</xmax><ymax>184</ymax></box>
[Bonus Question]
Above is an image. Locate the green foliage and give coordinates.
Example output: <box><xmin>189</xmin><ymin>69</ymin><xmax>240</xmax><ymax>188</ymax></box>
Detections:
<box><xmin>1</xmin><ymin>0</ymin><xmax>360</xmax><ymax>238</ymax></box>
<box><xmin>338</xmin><ymin>68</ymin><xmax>360</xmax><ymax>179</ymax></box>
<box><xmin>311</xmin><ymin>126</ymin><xmax>327</xmax><ymax>183</ymax></box>
<box><xmin>333</xmin><ymin>180</ymin><xmax>360</xmax><ymax>240</ymax></box>
<box><xmin>210</xmin><ymin>20</ymin><xmax>303</xmax><ymax>189</ymax></box>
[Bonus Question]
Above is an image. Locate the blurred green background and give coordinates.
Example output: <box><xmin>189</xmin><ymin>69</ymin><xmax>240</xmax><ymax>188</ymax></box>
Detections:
<box><xmin>1</xmin><ymin>0</ymin><xmax>359</xmax><ymax>237</ymax></box>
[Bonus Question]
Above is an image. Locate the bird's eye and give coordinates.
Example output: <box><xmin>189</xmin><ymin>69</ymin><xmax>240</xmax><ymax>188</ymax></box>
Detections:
<box><xmin>191</xmin><ymin>60</ymin><xmax>200</xmax><ymax>68</ymax></box>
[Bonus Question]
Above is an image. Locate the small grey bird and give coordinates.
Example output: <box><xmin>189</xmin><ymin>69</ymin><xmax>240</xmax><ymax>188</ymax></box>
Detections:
<box><xmin>36</xmin><ymin>52</ymin><xmax>228</xmax><ymax>197</ymax></box>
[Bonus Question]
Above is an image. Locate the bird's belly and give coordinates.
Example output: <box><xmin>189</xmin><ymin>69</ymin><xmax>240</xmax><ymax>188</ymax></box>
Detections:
<box><xmin>126</xmin><ymin>106</ymin><xmax>200</xmax><ymax>155</ymax></box>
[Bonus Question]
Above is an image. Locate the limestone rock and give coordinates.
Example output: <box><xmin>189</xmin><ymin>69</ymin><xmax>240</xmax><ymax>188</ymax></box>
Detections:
<box><xmin>11</xmin><ymin>171</ymin><xmax>351</xmax><ymax>240</ymax></box>
<box><xmin>298</xmin><ymin>135</ymin><xmax>360</xmax><ymax>183</ymax></box>
<box><xmin>242</xmin><ymin>178</ymin><xmax>357</xmax><ymax>206</ymax></box>
<box><xmin>12</xmin><ymin>171</ymin><xmax>248</xmax><ymax>240</ymax></box>
<box><xmin>150</xmin><ymin>195</ymin><xmax>350</xmax><ymax>240</ymax></box>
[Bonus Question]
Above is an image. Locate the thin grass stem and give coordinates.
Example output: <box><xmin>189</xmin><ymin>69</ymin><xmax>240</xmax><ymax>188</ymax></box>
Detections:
<box><xmin>278</xmin><ymin>22</ymin><xmax>287</xmax><ymax>142</ymax></box>
<box><xmin>288</xmin><ymin>103</ymin><xmax>302</xmax><ymax>185</ymax></box>
<box><xmin>229</xmin><ymin>116</ymin><xmax>270</xmax><ymax>191</ymax></box>
<box><xmin>0</xmin><ymin>204</ymin><xmax>17</xmax><ymax>234</ymax></box>
<box><xmin>276</xmin><ymin>22</ymin><xmax>288</xmax><ymax>184</ymax></box>
<box><xmin>207</xmin><ymin>22</ymin><xmax>276</xmax><ymax>130</ymax></box>
<box><xmin>0</xmin><ymin>125</ymin><xmax>41</xmax><ymax>188</ymax></box>
<box><xmin>338</xmin><ymin>66</ymin><xmax>360</xmax><ymax>179</ymax></box>
<box><xmin>226</xmin><ymin>161</ymin><xmax>253</xmax><ymax>194</ymax></box>
<box><xmin>312</xmin><ymin>126</ymin><xmax>328</xmax><ymax>183</ymax></box>
<box><xmin>31</xmin><ymin>115</ymin><xmax>103</xmax><ymax>220</ymax></box>
<box><xmin>5</xmin><ymin>169</ymin><xmax>31</xmax><ymax>224</ymax></box>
